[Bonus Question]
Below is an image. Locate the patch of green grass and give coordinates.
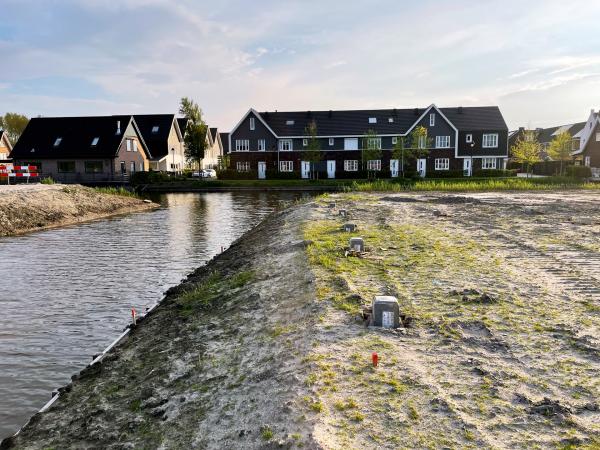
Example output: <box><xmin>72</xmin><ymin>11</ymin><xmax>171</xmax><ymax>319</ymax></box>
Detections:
<box><xmin>94</xmin><ymin>186</ymin><xmax>139</xmax><ymax>198</ymax></box>
<box><xmin>40</xmin><ymin>177</ymin><xmax>55</xmax><ymax>185</ymax></box>
<box><xmin>230</xmin><ymin>270</ymin><xmax>254</xmax><ymax>288</ymax></box>
<box><xmin>407</xmin><ymin>402</ymin><xmax>419</xmax><ymax>421</ymax></box>
<box><xmin>350</xmin><ymin>411</ymin><xmax>365</xmax><ymax>422</ymax></box>
<box><xmin>334</xmin><ymin>398</ymin><xmax>358</xmax><ymax>411</ymax></box>
<box><xmin>129</xmin><ymin>399</ymin><xmax>142</xmax><ymax>412</ymax></box>
<box><xmin>260</xmin><ymin>425</ymin><xmax>274</xmax><ymax>440</ymax></box>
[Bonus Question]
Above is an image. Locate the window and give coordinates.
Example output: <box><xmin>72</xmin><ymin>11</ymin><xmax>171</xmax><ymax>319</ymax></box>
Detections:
<box><xmin>435</xmin><ymin>158</ymin><xmax>449</xmax><ymax>170</ymax></box>
<box><xmin>418</xmin><ymin>135</ymin><xmax>426</xmax><ymax>149</ymax></box>
<box><xmin>54</xmin><ymin>137</ymin><xmax>62</xmax><ymax>147</ymax></box>
<box><xmin>139</xmin><ymin>162</ymin><xmax>143</xmax><ymax>172</ymax></box>
<box><xmin>130</xmin><ymin>161</ymin><xmax>136</xmax><ymax>173</ymax></box>
<box><xmin>151</xmin><ymin>126</ymin><xmax>159</xmax><ymax>133</ymax></box>
<box><xmin>329</xmin><ymin>138</ymin><xmax>334</xmax><ymax>146</ymax></box>
<box><xmin>481</xmin><ymin>158</ymin><xmax>497</xmax><ymax>169</ymax></box>
<box><xmin>466</xmin><ymin>134</ymin><xmax>473</xmax><ymax>143</ymax></box>
<box><xmin>57</xmin><ymin>161</ymin><xmax>76</xmax><ymax>173</ymax></box>
<box><xmin>430</xmin><ymin>113</ymin><xmax>435</xmax><ymax>126</ymax></box>
<box><xmin>120</xmin><ymin>161</ymin><xmax>126</xmax><ymax>174</ymax></box>
<box><xmin>366</xmin><ymin>137</ymin><xmax>382</xmax><ymax>150</ymax></box>
<box><xmin>596</xmin><ymin>132</ymin><xmax>600</xmax><ymax>142</ymax></box>
<box><xmin>133</xmin><ymin>140</ymin><xmax>138</xmax><ymax>152</ymax></box>
<box><xmin>303</xmin><ymin>139</ymin><xmax>308</xmax><ymax>146</ymax></box>
<box><xmin>91</xmin><ymin>137</ymin><xmax>99</xmax><ymax>146</ymax></box>
<box><xmin>344</xmin><ymin>160</ymin><xmax>358</xmax><ymax>171</ymax></box>
<box><xmin>435</xmin><ymin>136</ymin><xmax>450</xmax><ymax>148</ymax></box>
<box><xmin>369</xmin><ymin>117</ymin><xmax>377</xmax><ymax>124</ymax></box>
<box><xmin>236</xmin><ymin>161</ymin><xmax>250</xmax><ymax>172</ymax></box>
<box><xmin>84</xmin><ymin>161</ymin><xmax>103</xmax><ymax>173</ymax></box>
<box><xmin>258</xmin><ymin>139</ymin><xmax>266</xmax><ymax>151</ymax></box>
<box><xmin>235</xmin><ymin>139</ymin><xmax>250</xmax><ymax>151</ymax></box>
<box><xmin>250</xmin><ymin>117</ymin><xmax>255</xmax><ymax>130</ymax></box>
<box><xmin>482</xmin><ymin>133</ymin><xmax>499</xmax><ymax>148</ymax></box>
<box><xmin>388</xmin><ymin>118</ymin><xmax>394</xmax><ymax>123</ymax></box>
<box><xmin>584</xmin><ymin>156</ymin><xmax>591</xmax><ymax>167</ymax></box>
<box><xmin>279</xmin><ymin>161</ymin><xmax>293</xmax><ymax>172</ymax></box>
<box><xmin>286</xmin><ymin>120</ymin><xmax>295</xmax><ymax>125</ymax></box>
<box><xmin>367</xmin><ymin>160</ymin><xmax>381</xmax><ymax>171</ymax></box>
<box><xmin>344</xmin><ymin>138</ymin><xmax>358</xmax><ymax>150</ymax></box>
<box><xmin>392</xmin><ymin>137</ymin><xmax>398</xmax><ymax>145</ymax></box>
<box><xmin>126</xmin><ymin>139</ymin><xmax>132</xmax><ymax>151</ymax></box>
<box><xmin>279</xmin><ymin>139</ymin><xmax>293</xmax><ymax>151</ymax></box>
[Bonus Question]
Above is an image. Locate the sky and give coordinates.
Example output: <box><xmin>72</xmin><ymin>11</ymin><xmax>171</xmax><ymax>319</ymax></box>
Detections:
<box><xmin>1</xmin><ymin>0</ymin><xmax>600</xmax><ymax>131</ymax></box>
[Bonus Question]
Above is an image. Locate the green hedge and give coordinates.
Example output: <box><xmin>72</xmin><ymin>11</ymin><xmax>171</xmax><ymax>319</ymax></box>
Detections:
<box><xmin>472</xmin><ymin>169</ymin><xmax>517</xmax><ymax>177</ymax></box>
<box><xmin>566</xmin><ymin>165</ymin><xmax>592</xmax><ymax>178</ymax></box>
<box><xmin>131</xmin><ymin>171</ymin><xmax>179</xmax><ymax>185</ymax></box>
<box><xmin>216</xmin><ymin>169</ymin><xmax>257</xmax><ymax>180</ymax></box>
<box><xmin>426</xmin><ymin>170</ymin><xmax>464</xmax><ymax>178</ymax></box>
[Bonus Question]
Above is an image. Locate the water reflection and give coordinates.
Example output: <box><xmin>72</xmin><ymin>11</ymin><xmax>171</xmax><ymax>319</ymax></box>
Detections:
<box><xmin>0</xmin><ymin>191</ymin><xmax>303</xmax><ymax>438</ymax></box>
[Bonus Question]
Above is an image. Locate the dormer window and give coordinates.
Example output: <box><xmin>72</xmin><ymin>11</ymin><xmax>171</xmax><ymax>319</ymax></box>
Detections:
<box><xmin>54</xmin><ymin>137</ymin><xmax>62</xmax><ymax>147</ymax></box>
<box><xmin>369</xmin><ymin>117</ymin><xmax>377</xmax><ymax>124</ymax></box>
<box><xmin>250</xmin><ymin>117</ymin><xmax>255</xmax><ymax>130</ymax></box>
<box><xmin>466</xmin><ymin>134</ymin><xmax>473</xmax><ymax>143</ymax></box>
<box><xmin>91</xmin><ymin>137</ymin><xmax>99</xmax><ymax>146</ymax></box>
<box><xmin>388</xmin><ymin>118</ymin><xmax>394</xmax><ymax>123</ymax></box>
<box><xmin>151</xmin><ymin>126</ymin><xmax>159</xmax><ymax>133</ymax></box>
<box><xmin>286</xmin><ymin>120</ymin><xmax>295</xmax><ymax>125</ymax></box>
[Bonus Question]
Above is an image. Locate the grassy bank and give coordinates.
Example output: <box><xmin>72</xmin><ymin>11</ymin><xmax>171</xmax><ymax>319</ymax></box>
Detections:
<box><xmin>137</xmin><ymin>176</ymin><xmax>599</xmax><ymax>192</ymax></box>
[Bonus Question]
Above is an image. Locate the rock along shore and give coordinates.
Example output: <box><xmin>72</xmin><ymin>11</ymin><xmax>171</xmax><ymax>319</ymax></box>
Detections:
<box><xmin>0</xmin><ymin>184</ymin><xmax>158</xmax><ymax>237</ymax></box>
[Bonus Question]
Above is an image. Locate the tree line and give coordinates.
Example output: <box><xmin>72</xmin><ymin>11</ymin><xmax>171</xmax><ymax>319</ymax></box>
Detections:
<box><xmin>511</xmin><ymin>129</ymin><xmax>574</xmax><ymax>177</ymax></box>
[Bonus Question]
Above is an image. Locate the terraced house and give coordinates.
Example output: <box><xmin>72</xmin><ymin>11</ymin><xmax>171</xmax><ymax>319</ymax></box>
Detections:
<box><xmin>228</xmin><ymin>104</ymin><xmax>509</xmax><ymax>179</ymax></box>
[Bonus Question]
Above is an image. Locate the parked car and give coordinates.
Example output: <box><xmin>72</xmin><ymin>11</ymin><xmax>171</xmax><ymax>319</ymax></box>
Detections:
<box><xmin>191</xmin><ymin>171</ymin><xmax>201</xmax><ymax>178</ymax></box>
<box><xmin>202</xmin><ymin>169</ymin><xmax>217</xmax><ymax>178</ymax></box>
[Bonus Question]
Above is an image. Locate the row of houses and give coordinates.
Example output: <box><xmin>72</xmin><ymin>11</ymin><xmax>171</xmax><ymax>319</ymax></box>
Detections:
<box><xmin>3</xmin><ymin>105</ymin><xmax>600</xmax><ymax>182</ymax></box>
<box><xmin>6</xmin><ymin>114</ymin><xmax>224</xmax><ymax>182</ymax></box>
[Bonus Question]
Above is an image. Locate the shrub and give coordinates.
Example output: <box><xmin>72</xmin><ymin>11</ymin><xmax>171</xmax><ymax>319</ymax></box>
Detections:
<box><xmin>472</xmin><ymin>169</ymin><xmax>517</xmax><ymax>178</ymax></box>
<box><xmin>265</xmin><ymin>169</ymin><xmax>300</xmax><ymax>180</ymax></box>
<box><xmin>426</xmin><ymin>170</ymin><xmax>464</xmax><ymax>179</ymax></box>
<box><xmin>130</xmin><ymin>171</ymin><xmax>174</xmax><ymax>185</ymax></box>
<box><xmin>215</xmin><ymin>169</ymin><xmax>257</xmax><ymax>180</ymax></box>
<box><xmin>40</xmin><ymin>177</ymin><xmax>55</xmax><ymax>185</ymax></box>
<box><xmin>566</xmin><ymin>165</ymin><xmax>592</xmax><ymax>178</ymax></box>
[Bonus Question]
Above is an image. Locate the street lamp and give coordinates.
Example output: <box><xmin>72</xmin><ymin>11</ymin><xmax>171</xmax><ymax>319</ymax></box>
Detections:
<box><xmin>469</xmin><ymin>141</ymin><xmax>475</xmax><ymax>177</ymax></box>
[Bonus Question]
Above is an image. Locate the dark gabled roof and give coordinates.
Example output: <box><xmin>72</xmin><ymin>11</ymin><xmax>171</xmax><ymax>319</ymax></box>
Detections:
<box><xmin>509</xmin><ymin>121</ymin><xmax>587</xmax><ymax>147</ymax></box>
<box><xmin>209</xmin><ymin>127</ymin><xmax>218</xmax><ymax>142</ymax></box>
<box><xmin>256</xmin><ymin>106</ymin><xmax>507</xmax><ymax>136</ymax></box>
<box><xmin>177</xmin><ymin>118</ymin><xmax>189</xmax><ymax>136</ymax></box>
<box><xmin>133</xmin><ymin>114</ymin><xmax>178</xmax><ymax>159</ymax></box>
<box><xmin>220</xmin><ymin>132</ymin><xmax>230</xmax><ymax>153</ymax></box>
<box><xmin>10</xmin><ymin>115</ymin><xmax>139</xmax><ymax>159</ymax></box>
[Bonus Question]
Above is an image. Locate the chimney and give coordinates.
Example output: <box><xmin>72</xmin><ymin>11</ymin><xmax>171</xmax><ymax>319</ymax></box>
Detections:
<box><xmin>116</xmin><ymin>120</ymin><xmax>121</xmax><ymax>135</ymax></box>
<box><xmin>518</xmin><ymin>127</ymin><xmax>525</xmax><ymax>132</ymax></box>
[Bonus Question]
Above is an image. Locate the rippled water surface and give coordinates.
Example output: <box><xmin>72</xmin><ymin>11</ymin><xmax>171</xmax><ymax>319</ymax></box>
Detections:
<box><xmin>0</xmin><ymin>192</ymin><xmax>303</xmax><ymax>438</ymax></box>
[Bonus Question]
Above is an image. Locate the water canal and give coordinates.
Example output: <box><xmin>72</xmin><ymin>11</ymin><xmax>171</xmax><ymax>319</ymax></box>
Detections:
<box><xmin>0</xmin><ymin>191</ymin><xmax>304</xmax><ymax>438</ymax></box>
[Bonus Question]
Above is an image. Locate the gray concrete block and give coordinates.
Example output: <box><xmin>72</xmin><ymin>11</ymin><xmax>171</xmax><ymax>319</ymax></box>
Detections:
<box><xmin>349</xmin><ymin>237</ymin><xmax>364</xmax><ymax>252</ymax></box>
<box><xmin>343</xmin><ymin>223</ymin><xmax>357</xmax><ymax>232</ymax></box>
<box><xmin>371</xmin><ymin>296</ymin><xmax>400</xmax><ymax>328</ymax></box>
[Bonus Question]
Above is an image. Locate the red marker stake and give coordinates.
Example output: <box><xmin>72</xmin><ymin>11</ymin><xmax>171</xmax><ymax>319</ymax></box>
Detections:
<box><xmin>372</xmin><ymin>352</ymin><xmax>379</xmax><ymax>368</ymax></box>
<box><xmin>131</xmin><ymin>308</ymin><xmax>137</xmax><ymax>326</ymax></box>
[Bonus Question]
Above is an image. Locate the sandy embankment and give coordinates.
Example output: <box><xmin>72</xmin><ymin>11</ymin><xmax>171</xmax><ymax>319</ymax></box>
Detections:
<box><xmin>4</xmin><ymin>190</ymin><xmax>600</xmax><ymax>449</ymax></box>
<box><xmin>0</xmin><ymin>184</ymin><xmax>158</xmax><ymax>237</ymax></box>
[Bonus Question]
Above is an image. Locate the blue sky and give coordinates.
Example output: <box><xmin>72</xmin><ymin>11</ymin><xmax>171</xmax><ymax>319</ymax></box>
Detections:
<box><xmin>1</xmin><ymin>0</ymin><xmax>600</xmax><ymax>130</ymax></box>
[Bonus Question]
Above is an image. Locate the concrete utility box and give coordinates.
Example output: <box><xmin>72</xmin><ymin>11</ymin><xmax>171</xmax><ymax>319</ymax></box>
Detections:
<box><xmin>371</xmin><ymin>296</ymin><xmax>400</xmax><ymax>328</ymax></box>
<box><xmin>339</xmin><ymin>209</ymin><xmax>348</xmax><ymax>218</ymax></box>
<box><xmin>349</xmin><ymin>237</ymin><xmax>364</xmax><ymax>252</ymax></box>
<box><xmin>343</xmin><ymin>223</ymin><xmax>357</xmax><ymax>232</ymax></box>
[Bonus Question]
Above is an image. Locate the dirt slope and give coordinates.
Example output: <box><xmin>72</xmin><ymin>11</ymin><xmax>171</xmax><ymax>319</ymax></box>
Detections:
<box><xmin>0</xmin><ymin>185</ymin><xmax>157</xmax><ymax>236</ymax></box>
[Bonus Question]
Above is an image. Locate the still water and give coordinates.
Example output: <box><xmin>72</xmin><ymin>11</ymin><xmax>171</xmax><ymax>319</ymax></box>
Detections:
<box><xmin>0</xmin><ymin>192</ymin><xmax>303</xmax><ymax>438</ymax></box>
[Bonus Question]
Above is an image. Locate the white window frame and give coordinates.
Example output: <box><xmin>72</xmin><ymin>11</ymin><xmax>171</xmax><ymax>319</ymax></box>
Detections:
<box><xmin>344</xmin><ymin>160</ymin><xmax>358</xmax><ymax>172</ymax></box>
<box><xmin>435</xmin><ymin>158</ymin><xmax>450</xmax><ymax>170</ymax></box>
<box><xmin>250</xmin><ymin>117</ymin><xmax>255</xmax><ymax>130</ymax></box>
<box><xmin>392</xmin><ymin>137</ymin><xmax>398</xmax><ymax>145</ymax></box>
<box><xmin>367</xmin><ymin>160</ymin><xmax>381</xmax><ymax>171</ymax></box>
<box><xmin>367</xmin><ymin>137</ymin><xmax>382</xmax><ymax>150</ymax></box>
<box><xmin>54</xmin><ymin>137</ymin><xmax>62</xmax><ymax>147</ymax></box>
<box><xmin>466</xmin><ymin>134</ymin><xmax>473</xmax><ymax>143</ymax></box>
<box><xmin>151</xmin><ymin>126</ymin><xmax>159</xmax><ymax>133</ymax></box>
<box><xmin>286</xmin><ymin>120</ymin><xmax>294</xmax><ymax>125</ymax></box>
<box><xmin>236</xmin><ymin>161</ymin><xmax>250</xmax><ymax>172</ymax></box>
<box><xmin>235</xmin><ymin>139</ymin><xmax>250</xmax><ymax>152</ymax></box>
<box><xmin>481</xmin><ymin>158</ymin><xmax>497</xmax><ymax>169</ymax></box>
<box><xmin>388</xmin><ymin>118</ymin><xmax>394</xmax><ymax>123</ymax></box>
<box><xmin>344</xmin><ymin>138</ymin><xmax>359</xmax><ymax>150</ymax></box>
<box><xmin>368</xmin><ymin>117</ymin><xmax>377</xmax><ymax>124</ymax></box>
<box><xmin>126</xmin><ymin>139</ymin><xmax>132</xmax><ymax>151</ymax></box>
<box><xmin>418</xmin><ymin>135</ymin><xmax>426</xmax><ymax>149</ymax></box>
<box><xmin>279</xmin><ymin>139</ymin><xmax>293</xmax><ymax>151</ymax></box>
<box><xmin>584</xmin><ymin>156</ymin><xmax>591</xmax><ymax>167</ymax></box>
<box><xmin>596</xmin><ymin>132</ymin><xmax>600</xmax><ymax>142</ymax></box>
<box><xmin>133</xmin><ymin>140</ymin><xmax>138</xmax><ymax>152</ymax></box>
<box><xmin>435</xmin><ymin>136</ymin><xmax>450</xmax><ymax>148</ymax></box>
<box><xmin>279</xmin><ymin>160</ymin><xmax>293</xmax><ymax>172</ymax></box>
<box><xmin>482</xmin><ymin>133</ymin><xmax>499</xmax><ymax>148</ymax></box>
<box><xmin>91</xmin><ymin>137</ymin><xmax>100</xmax><ymax>146</ymax></box>
<box><xmin>329</xmin><ymin>138</ymin><xmax>334</xmax><ymax>146</ymax></box>
<box><xmin>430</xmin><ymin>113</ymin><xmax>435</xmax><ymax>126</ymax></box>
<box><xmin>258</xmin><ymin>139</ymin><xmax>266</xmax><ymax>151</ymax></box>
<box><xmin>303</xmin><ymin>138</ymin><xmax>308</xmax><ymax>146</ymax></box>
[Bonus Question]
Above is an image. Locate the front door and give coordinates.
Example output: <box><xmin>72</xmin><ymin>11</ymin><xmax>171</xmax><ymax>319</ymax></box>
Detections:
<box><xmin>327</xmin><ymin>160</ymin><xmax>336</xmax><ymax>179</ymax></box>
<box><xmin>463</xmin><ymin>158</ymin><xmax>472</xmax><ymax>177</ymax></box>
<box><xmin>258</xmin><ymin>161</ymin><xmax>266</xmax><ymax>179</ymax></box>
<box><xmin>417</xmin><ymin>159</ymin><xmax>426</xmax><ymax>178</ymax></box>
<box><xmin>390</xmin><ymin>159</ymin><xmax>399</xmax><ymax>177</ymax></box>
<box><xmin>301</xmin><ymin>161</ymin><xmax>310</xmax><ymax>179</ymax></box>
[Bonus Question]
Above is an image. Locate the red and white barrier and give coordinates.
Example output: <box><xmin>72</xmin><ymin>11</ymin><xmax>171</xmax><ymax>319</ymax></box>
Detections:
<box><xmin>0</xmin><ymin>165</ymin><xmax>40</xmax><ymax>182</ymax></box>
